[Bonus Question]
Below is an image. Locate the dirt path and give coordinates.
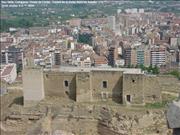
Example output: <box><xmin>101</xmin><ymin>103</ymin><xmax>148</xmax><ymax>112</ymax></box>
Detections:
<box><xmin>162</xmin><ymin>91</ymin><xmax>179</xmax><ymax>97</ymax></box>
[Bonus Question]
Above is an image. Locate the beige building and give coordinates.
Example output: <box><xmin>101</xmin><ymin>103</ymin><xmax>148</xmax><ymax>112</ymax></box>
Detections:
<box><xmin>130</xmin><ymin>48</ymin><xmax>137</xmax><ymax>66</ymax></box>
<box><xmin>130</xmin><ymin>46</ymin><xmax>151</xmax><ymax>67</ymax></box>
<box><xmin>69</xmin><ymin>18</ymin><xmax>81</xmax><ymax>27</ymax></box>
<box><xmin>23</xmin><ymin>67</ymin><xmax>161</xmax><ymax>107</ymax></box>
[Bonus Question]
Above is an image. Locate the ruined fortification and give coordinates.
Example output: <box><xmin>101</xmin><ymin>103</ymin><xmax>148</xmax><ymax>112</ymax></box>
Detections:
<box><xmin>22</xmin><ymin>67</ymin><xmax>162</xmax><ymax>107</ymax></box>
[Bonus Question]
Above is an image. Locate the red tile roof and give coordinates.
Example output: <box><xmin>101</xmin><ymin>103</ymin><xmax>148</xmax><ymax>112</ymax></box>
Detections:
<box><xmin>1</xmin><ymin>65</ymin><xmax>14</xmax><ymax>76</ymax></box>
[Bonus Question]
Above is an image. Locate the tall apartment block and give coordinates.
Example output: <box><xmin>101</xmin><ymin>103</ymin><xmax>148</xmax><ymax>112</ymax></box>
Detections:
<box><xmin>52</xmin><ymin>50</ymin><xmax>61</xmax><ymax>66</ymax></box>
<box><xmin>136</xmin><ymin>48</ymin><xmax>151</xmax><ymax>67</ymax></box>
<box><xmin>124</xmin><ymin>47</ymin><xmax>131</xmax><ymax>66</ymax></box>
<box><xmin>1</xmin><ymin>46</ymin><xmax>24</xmax><ymax>71</ymax></box>
<box><xmin>124</xmin><ymin>46</ymin><xmax>150</xmax><ymax>67</ymax></box>
<box><xmin>151</xmin><ymin>45</ymin><xmax>166</xmax><ymax>66</ymax></box>
<box><xmin>108</xmin><ymin>46</ymin><xmax>118</xmax><ymax>67</ymax></box>
<box><xmin>107</xmin><ymin>16</ymin><xmax>116</xmax><ymax>32</ymax></box>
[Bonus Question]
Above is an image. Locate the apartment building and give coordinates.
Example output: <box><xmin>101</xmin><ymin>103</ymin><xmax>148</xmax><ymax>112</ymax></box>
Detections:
<box><xmin>1</xmin><ymin>46</ymin><xmax>24</xmax><ymax>71</ymax></box>
<box><xmin>151</xmin><ymin>45</ymin><xmax>166</xmax><ymax>66</ymax></box>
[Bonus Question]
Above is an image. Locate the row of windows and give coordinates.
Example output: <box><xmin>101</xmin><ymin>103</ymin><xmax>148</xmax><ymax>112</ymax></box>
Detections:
<box><xmin>63</xmin><ymin>79</ymin><xmax>136</xmax><ymax>89</ymax></box>
<box><xmin>63</xmin><ymin>80</ymin><xmax>108</xmax><ymax>88</ymax></box>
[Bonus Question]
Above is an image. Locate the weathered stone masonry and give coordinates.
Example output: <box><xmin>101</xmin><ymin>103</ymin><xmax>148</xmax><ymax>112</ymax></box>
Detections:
<box><xmin>23</xmin><ymin>67</ymin><xmax>162</xmax><ymax>107</ymax></box>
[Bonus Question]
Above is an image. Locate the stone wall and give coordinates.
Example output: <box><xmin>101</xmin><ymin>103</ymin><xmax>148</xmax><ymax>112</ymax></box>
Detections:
<box><xmin>123</xmin><ymin>73</ymin><xmax>144</xmax><ymax>105</ymax></box>
<box><xmin>76</xmin><ymin>72</ymin><xmax>92</xmax><ymax>102</ymax></box>
<box><xmin>23</xmin><ymin>68</ymin><xmax>175</xmax><ymax>106</ymax></box>
<box><xmin>23</xmin><ymin>68</ymin><xmax>44</xmax><ymax>107</ymax></box>
<box><xmin>91</xmin><ymin>70</ymin><xmax>123</xmax><ymax>103</ymax></box>
<box><xmin>143</xmin><ymin>75</ymin><xmax>162</xmax><ymax>103</ymax></box>
<box><xmin>43</xmin><ymin>71</ymin><xmax>76</xmax><ymax>101</ymax></box>
<box><xmin>158</xmin><ymin>75</ymin><xmax>180</xmax><ymax>93</ymax></box>
<box><xmin>123</xmin><ymin>74</ymin><xmax>162</xmax><ymax>105</ymax></box>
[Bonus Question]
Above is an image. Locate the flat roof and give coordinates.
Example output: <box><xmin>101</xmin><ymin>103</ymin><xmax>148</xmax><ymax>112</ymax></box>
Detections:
<box><xmin>44</xmin><ymin>66</ymin><xmax>143</xmax><ymax>74</ymax></box>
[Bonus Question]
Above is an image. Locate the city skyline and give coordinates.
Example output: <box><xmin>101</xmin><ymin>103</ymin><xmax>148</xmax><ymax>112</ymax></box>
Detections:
<box><xmin>0</xmin><ymin>1</ymin><xmax>180</xmax><ymax>135</ymax></box>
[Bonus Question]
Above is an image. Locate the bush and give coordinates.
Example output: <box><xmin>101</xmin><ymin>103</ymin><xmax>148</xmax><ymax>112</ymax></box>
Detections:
<box><xmin>136</xmin><ymin>64</ymin><xmax>159</xmax><ymax>74</ymax></box>
<box><xmin>145</xmin><ymin>102</ymin><xmax>167</xmax><ymax>109</ymax></box>
<box><xmin>167</xmin><ymin>70</ymin><xmax>180</xmax><ymax>80</ymax></box>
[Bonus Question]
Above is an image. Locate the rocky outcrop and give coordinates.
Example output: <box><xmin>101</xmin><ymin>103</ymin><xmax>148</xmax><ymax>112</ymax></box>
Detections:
<box><xmin>98</xmin><ymin>107</ymin><xmax>170</xmax><ymax>135</ymax></box>
<box><xmin>166</xmin><ymin>100</ymin><xmax>180</xmax><ymax>135</ymax></box>
<box><xmin>167</xmin><ymin>101</ymin><xmax>180</xmax><ymax>129</ymax></box>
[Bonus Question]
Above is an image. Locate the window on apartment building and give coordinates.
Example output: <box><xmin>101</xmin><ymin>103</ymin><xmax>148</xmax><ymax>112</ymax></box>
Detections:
<box><xmin>102</xmin><ymin>81</ymin><xmax>107</xmax><ymax>88</ymax></box>
<box><xmin>64</xmin><ymin>80</ymin><xmax>69</xmax><ymax>87</ymax></box>
<box><xmin>126</xmin><ymin>95</ymin><xmax>131</xmax><ymax>102</ymax></box>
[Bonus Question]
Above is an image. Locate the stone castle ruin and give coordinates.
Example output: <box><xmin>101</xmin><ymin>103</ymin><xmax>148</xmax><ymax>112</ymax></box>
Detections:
<box><xmin>22</xmin><ymin>67</ymin><xmax>162</xmax><ymax>107</ymax></box>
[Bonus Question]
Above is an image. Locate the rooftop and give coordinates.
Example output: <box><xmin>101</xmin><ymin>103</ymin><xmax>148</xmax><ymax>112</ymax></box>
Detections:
<box><xmin>1</xmin><ymin>64</ymin><xmax>15</xmax><ymax>76</ymax></box>
<box><xmin>44</xmin><ymin>66</ymin><xmax>143</xmax><ymax>74</ymax></box>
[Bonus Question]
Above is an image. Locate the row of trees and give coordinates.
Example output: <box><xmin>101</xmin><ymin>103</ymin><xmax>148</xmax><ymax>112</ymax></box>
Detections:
<box><xmin>126</xmin><ymin>64</ymin><xmax>160</xmax><ymax>74</ymax></box>
<box><xmin>139</xmin><ymin>65</ymin><xmax>160</xmax><ymax>74</ymax></box>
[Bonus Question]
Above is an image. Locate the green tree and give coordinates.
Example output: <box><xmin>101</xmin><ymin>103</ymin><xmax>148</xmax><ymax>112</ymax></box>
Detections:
<box><xmin>139</xmin><ymin>64</ymin><xmax>146</xmax><ymax>70</ymax></box>
<box><xmin>152</xmin><ymin>65</ymin><xmax>159</xmax><ymax>74</ymax></box>
<box><xmin>147</xmin><ymin>65</ymin><xmax>153</xmax><ymax>73</ymax></box>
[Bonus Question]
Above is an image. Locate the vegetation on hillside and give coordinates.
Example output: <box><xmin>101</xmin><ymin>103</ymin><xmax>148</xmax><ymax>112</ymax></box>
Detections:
<box><xmin>166</xmin><ymin>70</ymin><xmax>180</xmax><ymax>80</ymax></box>
<box><xmin>1</xmin><ymin>1</ymin><xmax>179</xmax><ymax>32</ymax></box>
<box><xmin>145</xmin><ymin>93</ymin><xmax>178</xmax><ymax>109</ymax></box>
<box><xmin>1</xmin><ymin>18</ymin><xmax>33</xmax><ymax>32</ymax></box>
